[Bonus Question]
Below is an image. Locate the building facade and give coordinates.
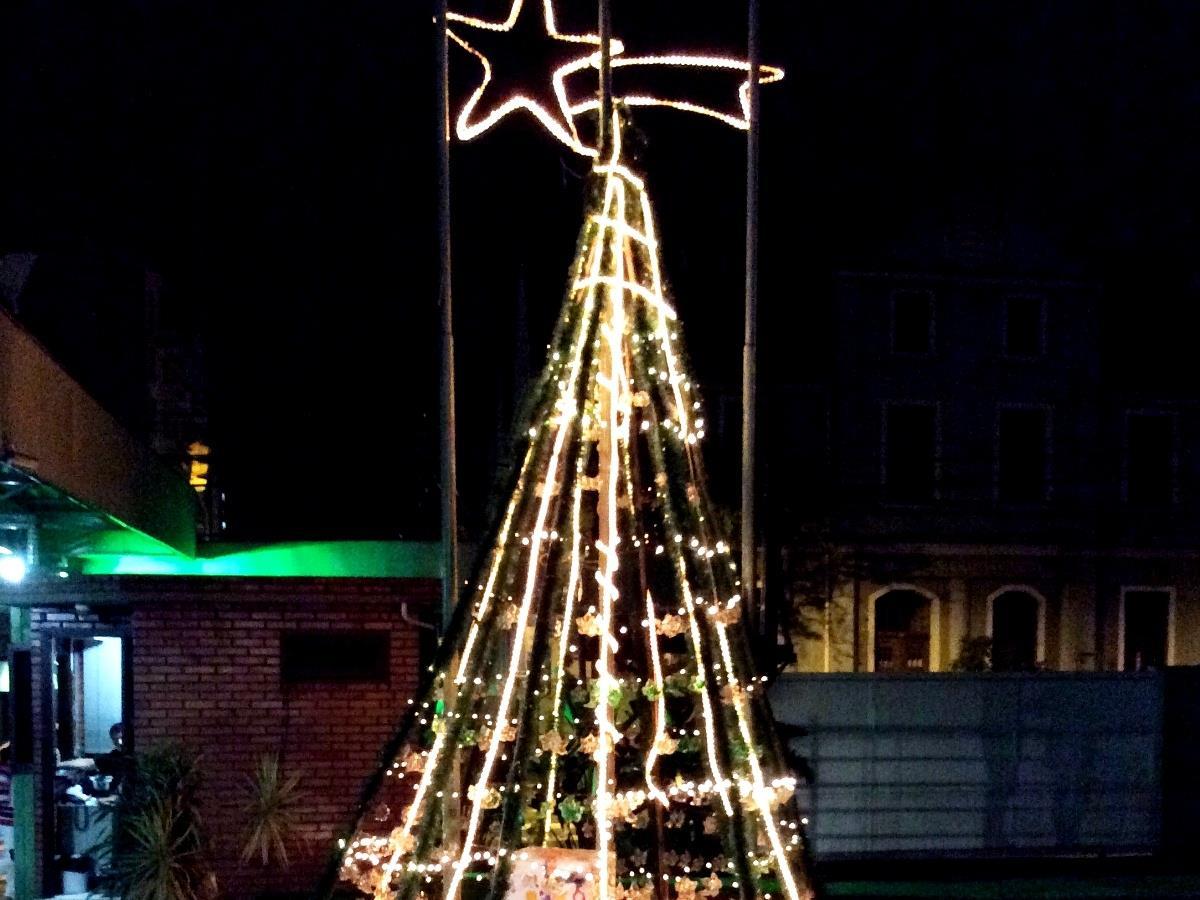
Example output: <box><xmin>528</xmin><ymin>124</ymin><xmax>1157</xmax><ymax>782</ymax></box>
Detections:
<box><xmin>784</xmin><ymin>266</ymin><xmax>1200</xmax><ymax>674</ymax></box>
<box><xmin>11</xmin><ymin>572</ymin><xmax>438</xmax><ymax>899</ymax></box>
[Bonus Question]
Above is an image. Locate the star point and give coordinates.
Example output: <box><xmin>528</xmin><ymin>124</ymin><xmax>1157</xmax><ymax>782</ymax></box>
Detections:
<box><xmin>448</xmin><ymin>0</ymin><xmax>611</xmax><ymax>156</ymax></box>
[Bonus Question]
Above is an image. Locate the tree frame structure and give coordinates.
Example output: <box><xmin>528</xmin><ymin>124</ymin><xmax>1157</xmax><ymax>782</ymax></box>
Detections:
<box><xmin>336</xmin><ymin>118</ymin><xmax>813</xmax><ymax>900</ymax></box>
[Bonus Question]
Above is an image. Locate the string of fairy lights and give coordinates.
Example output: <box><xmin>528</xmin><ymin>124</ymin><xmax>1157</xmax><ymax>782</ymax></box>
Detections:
<box><xmin>339</xmin><ymin>117</ymin><xmax>810</xmax><ymax>900</ymax></box>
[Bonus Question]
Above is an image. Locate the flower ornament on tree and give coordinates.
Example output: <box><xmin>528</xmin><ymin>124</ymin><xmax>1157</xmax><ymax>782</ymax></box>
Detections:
<box><xmin>476</xmin><ymin>725</ymin><xmax>493</xmax><ymax>751</ymax></box>
<box><xmin>539</xmin><ymin>729</ymin><xmax>569</xmax><ymax>756</ymax></box>
<box><xmin>388</xmin><ymin>827</ymin><xmax>416</xmax><ymax>856</ymax></box>
<box><xmin>655</xmin><ymin>613</ymin><xmax>685</xmax><ymax>638</ymax></box>
<box><xmin>576</xmin><ymin>609</ymin><xmax>602</xmax><ymax>636</ymax></box>
<box><xmin>713</xmin><ymin>603</ymin><xmax>742</xmax><ymax>625</ymax></box>
<box><xmin>653</xmin><ymin>733</ymin><xmax>679</xmax><ymax>755</ymax></box>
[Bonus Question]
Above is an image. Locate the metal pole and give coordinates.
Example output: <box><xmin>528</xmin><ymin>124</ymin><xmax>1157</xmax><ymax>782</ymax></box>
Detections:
<box><xmin>742</xmin><ymin>0</ymin><xmax>762</xmax><ymax>641</ymax></box>
<box><xmin>435</xmin><ymin>0</ymin><xmax>463</xmax><ymax>880</ymax></box>
<box><xmin>598</xmin><ymin>0</ymin><xmax>613</xmax><ymax>153</ymax></box>
<box><xmin>436</xmin><ymin>0</ymin><xmax>459</xmax><ymax>631</ymax></box>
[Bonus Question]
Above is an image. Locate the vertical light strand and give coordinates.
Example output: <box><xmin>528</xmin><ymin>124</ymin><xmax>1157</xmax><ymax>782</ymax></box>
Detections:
<box><xmin>674</xmin><ymin>556</ymin><xmax>733</xmax><ymax>816</ymax></box>
<box><xmin>377</xmin><ymin>428</ymin><xmax>540</xmax><ymax>888</ymax></box>
<box><xmin>443</xmin><ymin>167</ymin><xmax>621</xmax><ymax>900</ymax></box>
<box><xmin>455</xmin><ymin>442</ymin><xmax>537</xmax><ymax>683</ymax></box>
<box><xmin>637</xmin><ymin>187</ymin><xmax>691</xmax><ymax>437</ymax></box>
<box><xmin>642</xmin><ymin>590</ymin><xmax>670</xmax><ymax>806</ymax></box>
<box><xmin>593</xmin><ymin>145</ymin><xmax>631</xmax><ymax>900</ymax></box>
<box><xmin>713</xmin><ymin>622</ymin><xmax>805</xmax><ymax>900</ymax></box>
<box><xmin>542</xmin><ymin>478</ymin><xmax>585</xmax><ymax>841</ymax></box>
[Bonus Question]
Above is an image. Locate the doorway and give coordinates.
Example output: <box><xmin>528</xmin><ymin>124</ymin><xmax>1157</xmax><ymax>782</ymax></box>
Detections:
<box><xmin>874</xmin><ymin>590</ymin><xmax>932</xmax><ymax>672</ymax></box>
<box><xmin>991</xmin><ymin>591</ymin><xmax>1040</xmax><ymax>671</ymax></box>
<box><xmin>1123</xmin><ymin>590</ymin><xmax>1171</xmax><ymax>672</ymax></box>
<box><xmin>46</xmin><ymin>633</ymin><xmax>127</xmax><ymax>892</ymax></box>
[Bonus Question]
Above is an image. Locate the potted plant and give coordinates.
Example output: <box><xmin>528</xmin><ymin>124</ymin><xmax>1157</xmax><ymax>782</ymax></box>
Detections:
<box><xmin>98</xmin><ymin>744</ymin><xmax>218</xmax><ymax>900</ymax></box>
<box><xmin>241</xmin><ymin>753</ymin><xmax>305</xmax><ymax>869</ymax></box>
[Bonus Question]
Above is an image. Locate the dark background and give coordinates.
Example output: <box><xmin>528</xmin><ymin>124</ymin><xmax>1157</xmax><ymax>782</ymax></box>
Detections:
<box><xmin>1</xmin><ymin>0</ymin><xmax>1197</xmax><ymax>541</ymax></box>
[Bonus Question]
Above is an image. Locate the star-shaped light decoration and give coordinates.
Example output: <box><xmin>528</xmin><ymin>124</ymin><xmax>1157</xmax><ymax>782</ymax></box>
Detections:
<box><xmin>448</xmin><ymin>0</ymin><xmax>620</xmax><ymax>156</ymax></box>
<box><xmin>448</xmin><ymin>0</ymin><xmax>783</xmax><ymax>157</ymax></box>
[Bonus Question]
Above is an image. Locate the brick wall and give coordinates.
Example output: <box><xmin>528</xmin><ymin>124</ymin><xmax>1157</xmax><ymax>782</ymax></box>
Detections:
<box><xmin>27</xmin><ymin>576</ymin><xmax>438</xmax><ymax>898</ymax></box>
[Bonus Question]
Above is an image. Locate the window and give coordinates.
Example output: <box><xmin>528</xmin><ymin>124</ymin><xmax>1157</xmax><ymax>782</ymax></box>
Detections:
<box><xmin>1126</xmin><ymin>413</ymin><xmax>1175</xmax><ymax>506</ymax></box>
<box><xmin>891</xmin><ymin>290</ymin><xmax>935</xmax><ymax>354</ymax></box>
<box><xmin>281</xmin><ymin>631</ymin><xmax>390</xmax><ymax>684</ymax></box>
<box><xmin>874</xmin><ymin>590</ymin><xmax>932</xmax><ymax>672</ymax></box>
<box><xmin>1004</xmin><ymin>295</ymin><xmax>1044</xmax><ymax>357</ymax></box>
<box><xmin>991</xmin><ymin>591</ymin><xmax>1039</xmax><ymax>671</ymax></box>
<box><xmin>997</xmin><ymin>407</ymin><xmax>1049</xmax><ymax>504</ymax></box>
<box><xmin>884</xmin><ymin>404</ymin><xmax>937</xmax><ymax>503</ymax></box>
<box><xmin>1122</xmin><ymin>590</ymin><xmax>1171</xmax><ymax>671</ymax></box>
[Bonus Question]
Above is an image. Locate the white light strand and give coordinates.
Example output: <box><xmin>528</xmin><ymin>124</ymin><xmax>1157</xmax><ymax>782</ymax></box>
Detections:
<box><xmin>542</xmin><ymin>478</ymin><xmax>585</xmax><ymax>841</ymax></box>
<box><xmin>569</xmin><ymin>54</ymin><xmax>785</xmax><ymax>133</ymax></box>
<box><xmin>457</xmin><ymin>441</ymin><xmax>536</xmax><ymax>681</ymax></box>
<box><xmin>675</xmin><ymin>557</ymin><xmax>733</xmax><ymax>816</ymax></box>
<box><xmin>444</xmin><ymin>173</ymin><xmax>607</xmax><ymax>900</ymax></box>
<box><xmin>642</xmin><ymin>590</ymin><xmax>670</xmax><ymax>807</ymax></box>
<box><xmin>713</xmin><ymin>621</ymin><xmax>805</xmax><ymax>900</ymax></box>
<box><xmin>593</xmin><ymin>130</ymin><xmax>632</xmax><ymax>900</ymax></box>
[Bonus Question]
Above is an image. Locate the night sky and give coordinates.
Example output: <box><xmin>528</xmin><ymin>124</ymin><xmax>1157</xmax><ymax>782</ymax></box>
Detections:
<box><xmin>1</xmin><ymin>1</ymin><xmax>1197</xmax><ymax>542</ymax></box>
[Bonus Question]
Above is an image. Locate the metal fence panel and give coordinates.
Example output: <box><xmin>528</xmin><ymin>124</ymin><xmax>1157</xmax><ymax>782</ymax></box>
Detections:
<box><xmin>770</xmin><ymin>672</ymin><xmax>1162</xmax><ymax>858</ymax></box>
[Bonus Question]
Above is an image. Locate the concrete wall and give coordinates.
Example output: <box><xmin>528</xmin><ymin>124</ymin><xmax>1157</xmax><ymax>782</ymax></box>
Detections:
<box><xmin>771</xmin><ymin>672</ymin><xmax>1162</xmax><ymax>858</ymax></box>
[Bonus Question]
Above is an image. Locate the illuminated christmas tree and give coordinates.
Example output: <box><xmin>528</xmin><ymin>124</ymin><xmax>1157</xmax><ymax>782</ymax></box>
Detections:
<box><xmin>336</xmin><ymin>115</ymin><xmax>812</xmax><ymax>900</ymax></box>
<box><xmin>334</xmin><ymin>4</ymin><xmax>811</xmax><ymax>900</ymax></box>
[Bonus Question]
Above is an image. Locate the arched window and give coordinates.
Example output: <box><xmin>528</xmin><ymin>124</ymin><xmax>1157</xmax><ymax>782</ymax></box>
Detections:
<box><xmin>991</xmin><ymin>591</ymin><xmax>1040</xmax><ymax>671</ymax></box>
<box><xmin>874</xmin><ymin>590</ymin><xmax>932</xmax><ymax>672</ymax></box>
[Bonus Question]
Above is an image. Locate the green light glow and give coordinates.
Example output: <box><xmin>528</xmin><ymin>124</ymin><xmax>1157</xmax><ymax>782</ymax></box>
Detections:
<box><xmin>78</xmin><ymin>541</ymin><xmax>442</xmax><ymax>579</ymax></box>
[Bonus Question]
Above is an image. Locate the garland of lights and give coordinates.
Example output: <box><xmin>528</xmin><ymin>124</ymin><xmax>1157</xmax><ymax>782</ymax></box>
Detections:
<box><xmin>336</xmin><ymin>117</ymin><xmax>813</xmax><ymax>900</ymax></box>
<box><xmin>448</xmin><ymin>0</ymin><xmax>784</xmax><ymax>157</ymax></box>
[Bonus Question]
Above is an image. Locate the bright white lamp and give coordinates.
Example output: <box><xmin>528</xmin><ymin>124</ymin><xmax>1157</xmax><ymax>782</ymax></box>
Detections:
<box><xmin>0</xmin><ymin>545</ymin><xmax>27</xmax><ymax>584</ymax></box>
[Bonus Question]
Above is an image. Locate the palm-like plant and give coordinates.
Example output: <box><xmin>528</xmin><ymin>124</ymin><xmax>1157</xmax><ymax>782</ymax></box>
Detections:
<box><xmin>110</xmin><ymin>797</ymin><xmax>210</xmax><ymax>900</ymax></box>
<box><xmin>240</xmin><ymin>753</ymin><xmax>304</xmax><ymax>868</ymax></box>
<box><xmin>99</xmin><ymin>744</ymin><xmax>217</xmax><ymax>900</ymax></box>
